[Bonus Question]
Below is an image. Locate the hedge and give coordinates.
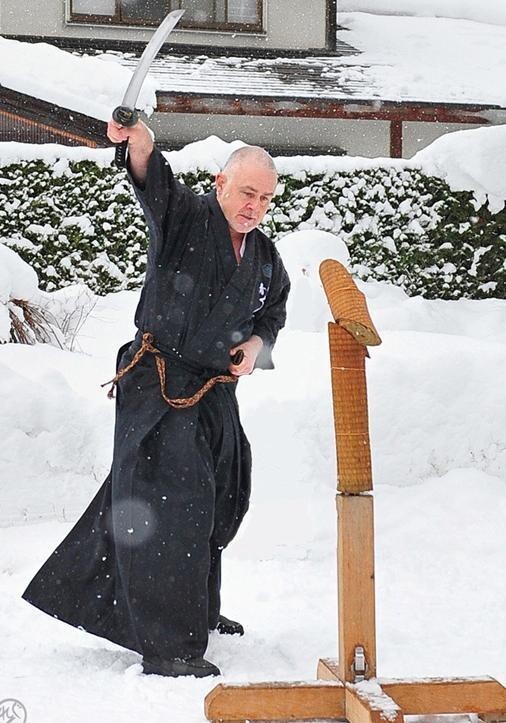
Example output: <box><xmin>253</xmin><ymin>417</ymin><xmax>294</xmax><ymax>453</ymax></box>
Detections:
<box><xmin>0</xmin><ymin>157</ymin><xmax>504</xmax><ymax>299</ymax></box>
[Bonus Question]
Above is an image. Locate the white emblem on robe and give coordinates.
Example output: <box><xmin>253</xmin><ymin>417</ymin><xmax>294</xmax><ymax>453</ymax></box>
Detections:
<box><xmin>253</xmin><ymin>282</ymin><xmax>268</xmax><ymax>314</ymax></box>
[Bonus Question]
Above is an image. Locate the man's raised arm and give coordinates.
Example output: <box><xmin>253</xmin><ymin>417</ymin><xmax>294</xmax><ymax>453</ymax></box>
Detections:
<box><xmin>107</xmin><ymin>119</ymin><xmax>154</xmax><ymax>186</ymax></box>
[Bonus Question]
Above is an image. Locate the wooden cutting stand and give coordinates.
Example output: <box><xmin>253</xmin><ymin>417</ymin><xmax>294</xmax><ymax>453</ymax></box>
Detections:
<box><xmin>204</xmin><ymin>259</ymin><xmax>506</xmax><ymax>723</ymax></box>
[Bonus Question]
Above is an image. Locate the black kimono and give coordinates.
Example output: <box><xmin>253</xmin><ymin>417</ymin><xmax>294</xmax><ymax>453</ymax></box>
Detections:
<box><xmin>22</xmin><ymin>148</ymin><xmax>290</xmax><ymax>662</ymax></box>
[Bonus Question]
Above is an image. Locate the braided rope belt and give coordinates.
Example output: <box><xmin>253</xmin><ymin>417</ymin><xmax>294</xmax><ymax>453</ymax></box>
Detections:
<box><xmin>102</xmin><ymin>332</ymin><xmax>238</xmax><ymax>409</ymax></box>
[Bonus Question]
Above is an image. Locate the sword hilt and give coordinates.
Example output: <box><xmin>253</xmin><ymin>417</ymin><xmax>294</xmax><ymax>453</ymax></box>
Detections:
<box><xmin>231</xmin><ymin>349</ymin><xmax>244</xmax><ymax>366</ymax></box>
<box><xmin>112</xmin><ymin>105</ymin><xmax>139</xmax><ymax>168</ymax></box>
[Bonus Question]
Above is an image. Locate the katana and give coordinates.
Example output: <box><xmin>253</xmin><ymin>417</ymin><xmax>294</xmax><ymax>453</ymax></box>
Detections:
<box><xmin>112</xmin><ymin>8</ymin><xmax>185</xmax><ymax>167</ymax></box>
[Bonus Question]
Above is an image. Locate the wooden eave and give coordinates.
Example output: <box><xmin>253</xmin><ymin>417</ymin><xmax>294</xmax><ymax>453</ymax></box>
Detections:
<box><xmin>156</xmin><ymin>92</ymin><xmax>501</xmax><ymax>124</ymax></box>
<box><xmin>0</xmin><ymin>85</ymin><xmax>107</xmax><ymax>147</ymax></box>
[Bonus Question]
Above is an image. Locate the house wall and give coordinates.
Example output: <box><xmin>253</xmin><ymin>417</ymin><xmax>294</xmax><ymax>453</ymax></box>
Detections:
<box><xmin>402</xmin><ymin>121</ymin><xmax>484</xmax><ymax>158</ymax></box>
<box><xmin>0</xmin><ymin>0</ymin><xmax>329</xmax><ymax>51</ymax></box>
<box><xmin>148</xmin><ymin>112</ymin><xmax>391</xmax><ymax>157</ymax></box>
<box><xmin>147</xmin><ymin>112</ymin><xmax>501</xmax><ymax>159</ymax></box>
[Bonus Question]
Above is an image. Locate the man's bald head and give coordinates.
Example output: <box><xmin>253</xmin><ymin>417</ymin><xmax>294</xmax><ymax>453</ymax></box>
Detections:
<box><xmin>223</xmin><ymin>145</ymin><xmax>277</xmax><ymax>178</ymax></box>
<box><xmin>215</xmin><ymin>145</ymin><xmax>278</xmax><ymax>239</ymax></box>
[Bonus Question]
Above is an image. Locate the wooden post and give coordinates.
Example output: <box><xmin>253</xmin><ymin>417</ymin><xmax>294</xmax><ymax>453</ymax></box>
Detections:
<box><xmin>390</xmin><ymin>119</ymin><xmax>403</xmax><ymax>158</ymax></box>
<box><xmin>338</xmin><ymin>494</ymin><xmax>376</xmax><ymax>682</ymax></box>
<box><xmin>326</xmin><ymin>0</ymin><xmax>338</xmax><ymax>52</ymax></box>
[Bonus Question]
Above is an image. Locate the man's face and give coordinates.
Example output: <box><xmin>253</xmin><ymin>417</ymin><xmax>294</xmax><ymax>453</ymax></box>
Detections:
<box><xmin>215</xmin><ymin>162</ymin><xmax>277</xmax><ymax>236</ymax></box>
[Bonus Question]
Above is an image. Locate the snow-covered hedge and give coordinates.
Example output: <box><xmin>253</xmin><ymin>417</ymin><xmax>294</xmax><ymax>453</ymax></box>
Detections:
<box><xmin>1</xmin><ymin>157</ymin><xmax>504</xmax><ymax>300</ymax></box>
<box><xmin>0</xmin><ymin>159</ymin><xmax>148</xmax><ymax>295</ymax></box>
<box><xmin>269</xmin><ymin>167</ymin><xmax>505</xmax><ymax>300</ymax></box>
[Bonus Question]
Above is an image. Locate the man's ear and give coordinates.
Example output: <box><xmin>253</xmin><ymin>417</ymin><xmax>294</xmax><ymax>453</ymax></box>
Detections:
<box><xmin>215</xmin><ymin>172</ymin><xmax>226</xmax><ymax>196</ymax></box>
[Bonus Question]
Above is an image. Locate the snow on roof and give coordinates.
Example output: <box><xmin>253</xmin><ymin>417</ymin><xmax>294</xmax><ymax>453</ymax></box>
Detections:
<box><xmin>0</xmin><ymin>36</ymin><xmax>157</xmax><ymax>121</ymax></box>
<box><xmin>104</xmin><ymin>13</ymin><xmax>506</xmax><ymax>108</ymax></box>
<box><xmin>340</xmin><ymin>0</ymin><xmax>506</xmax><ymax>28</ymax></box>
<box><xmin>116</xmin><ymin>52</ymin><xmax>374</xmax><ymax>101</ymax></box>
<box><xmin>339</xmin><ymin>12</ymin><xmax>506</xmax><ymax>107</ymax></box>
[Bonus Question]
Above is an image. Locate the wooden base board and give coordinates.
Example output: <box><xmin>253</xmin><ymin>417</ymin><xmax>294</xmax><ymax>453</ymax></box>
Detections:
<box><xmin>319</xmin><ymin>659</ymin><xmax>506</xmax><ymax>716</ymax></box>
<box><xmin>205</xmin><ymin>680</ymin><xmax>345</xmax><ymax>722</ymax></box>
<box><xmin>205</xmin><ymin>681</ymin><xmax>403</xmax><ymax>723</ymax></box>
<box><xmin>344</xmin><ymin>684</ymin><xmax>403</xmax><ymax>723</ymax></box>
<box><xmin>205</xmin><ymin>660</ymin><xmax>506</xmax><ymax>722</ymax></box>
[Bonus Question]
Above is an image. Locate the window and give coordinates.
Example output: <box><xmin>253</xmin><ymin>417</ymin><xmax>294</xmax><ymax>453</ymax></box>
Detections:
<box><xmin>72</xmin><ymin>0</ymin><xmax>115</xmax><ymax>14</ymax></box>
<box><xmin>70</xmin><ymin>1</ymin><xmax>263</xmax><ymax>31</ymax></box>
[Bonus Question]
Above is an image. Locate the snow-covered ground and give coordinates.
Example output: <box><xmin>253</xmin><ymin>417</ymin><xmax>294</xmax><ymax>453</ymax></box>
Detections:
<box><xmin>0</xmin><ymin>227</ymin><xmax>505</xmax><ymax>721</ymax></box>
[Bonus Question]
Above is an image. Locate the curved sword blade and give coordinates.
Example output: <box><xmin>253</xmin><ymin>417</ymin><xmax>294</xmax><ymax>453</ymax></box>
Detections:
<box><xmin>121</xmin><ymin>8</ymin><xmax>185</xmax><ymax>110</ymax></box>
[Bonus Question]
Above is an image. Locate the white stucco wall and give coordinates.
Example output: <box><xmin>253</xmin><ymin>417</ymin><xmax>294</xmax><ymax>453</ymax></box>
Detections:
<box><xmin>0</xmin><ymin>0</ymin><xmax>329</xmax><ymax>51</ymax></box>
<box><xmin>148</xmin><ymin>112</ymin><xmax>391</xmax><ymax>157</ymax></box>
<box><xmin>402</xmin><ymin>121</ymin><xmax>485</xmax><ymax>158</ymax></box>
<box><xmin>147</xmin><ymin>113</ymin><xmax>500</xmax><ymax>159</ymax></box>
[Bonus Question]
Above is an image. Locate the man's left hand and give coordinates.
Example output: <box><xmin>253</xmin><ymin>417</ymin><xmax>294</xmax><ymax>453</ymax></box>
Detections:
<box><xmin>228</xmin><ymin>335</ymin><xmax>263</xmax><ymax>376</ymax></box>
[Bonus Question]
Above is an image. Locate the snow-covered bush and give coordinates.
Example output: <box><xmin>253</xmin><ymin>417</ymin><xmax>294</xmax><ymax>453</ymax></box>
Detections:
<box><xmin>40</xmin><ymin>284</ymin><xmax>97</xmax><ymax>351</ymax></box>
<box><xmin>0</xmin><ymin>244</ymin><xmax>97</xmax><ymax>348</ymax></box>
<box><xmin>1</xmin><ymin>157</ymin><xmax>504</xmax><ymax>300</ymax></box>
<box><xmin>264</xmin><ymin>167</ymin><xmax>506</xmax><ymax>300</ymax></box>
<box><xmin>0</xmin><ymin>244</ymin><xmax>62</xmax><ymax>345</ymax></box>
<box><xmin>0</xmin><ymin>159</ymin><xmax>148</xmax><ymax>295</ymax></box>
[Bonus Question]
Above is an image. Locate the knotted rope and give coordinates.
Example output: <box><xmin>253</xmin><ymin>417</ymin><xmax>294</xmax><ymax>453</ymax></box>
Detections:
<box><xmin>101</xmin><ymin>332</ymin><xmax>238</xmax><ymax>408</ymax></box>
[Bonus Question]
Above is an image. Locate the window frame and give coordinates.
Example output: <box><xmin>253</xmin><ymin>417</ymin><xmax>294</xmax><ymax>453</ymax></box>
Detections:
<box><xmin>69</xmin><ymin>1</ymin><xmax>264</xmax><ymax>32</ymax></box>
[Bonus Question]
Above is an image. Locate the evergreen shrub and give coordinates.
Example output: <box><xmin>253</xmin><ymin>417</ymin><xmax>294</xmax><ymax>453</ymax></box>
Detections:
<box><xmin>1</xmin><ymin>158</ymin><xmax>504</xmax><ymax>299</ymax></box>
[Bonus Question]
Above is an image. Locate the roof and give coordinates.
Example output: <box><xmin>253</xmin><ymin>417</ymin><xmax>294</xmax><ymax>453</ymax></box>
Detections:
<box><xmin>109</xmin><ymin>13</ymin><xmax>506</xmax><ymax>111</ymax></box>
<box><xmin>119</xmin><ymin>53</ymin><xmax>374</xmax><ymax>101</ymax></box>
<box><xmin>0</xmin><ymin>85</ymin><xmax>106</xmax><ymax>146</ymax></box>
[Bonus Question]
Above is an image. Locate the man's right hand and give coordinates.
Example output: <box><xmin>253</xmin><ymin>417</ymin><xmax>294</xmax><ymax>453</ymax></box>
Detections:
<box><xmin>107</xmin><ymin>119</ymin><xmax>154</xmax><ymax>185</ymax></box>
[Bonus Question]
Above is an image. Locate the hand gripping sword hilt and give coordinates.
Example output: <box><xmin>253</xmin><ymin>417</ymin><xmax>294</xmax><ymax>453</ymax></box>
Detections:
<box><xmin>112</xmin><ymin>105</ymin><xmax>140</xmax><ymax>168</ymax></box>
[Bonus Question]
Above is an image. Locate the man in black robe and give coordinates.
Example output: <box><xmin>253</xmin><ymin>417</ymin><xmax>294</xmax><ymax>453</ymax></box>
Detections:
<box><xmin>22</xmin><ymin>120</ymin><xmax>290</xmax><ymax>678</ymax></box>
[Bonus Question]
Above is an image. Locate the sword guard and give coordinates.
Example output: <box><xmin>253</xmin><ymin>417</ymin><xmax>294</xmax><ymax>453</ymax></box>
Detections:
<box><xmin>112</xmin><ymin>105</ymin><xmax>139</xmax><ymax>128</ymax></box>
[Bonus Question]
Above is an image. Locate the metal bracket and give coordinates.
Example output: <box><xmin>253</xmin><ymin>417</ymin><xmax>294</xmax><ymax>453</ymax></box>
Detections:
<box><xmin>352</xmin><ymin>645</ymin><xmax>368</xmax><ymax>682</ymax></box>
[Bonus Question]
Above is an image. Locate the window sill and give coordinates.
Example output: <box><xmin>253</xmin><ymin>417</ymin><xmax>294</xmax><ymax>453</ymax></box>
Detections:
<box><xmin>66</xmin><ymin>20</ymin><xmax>266</xmax><ymax>37</ymax></box>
